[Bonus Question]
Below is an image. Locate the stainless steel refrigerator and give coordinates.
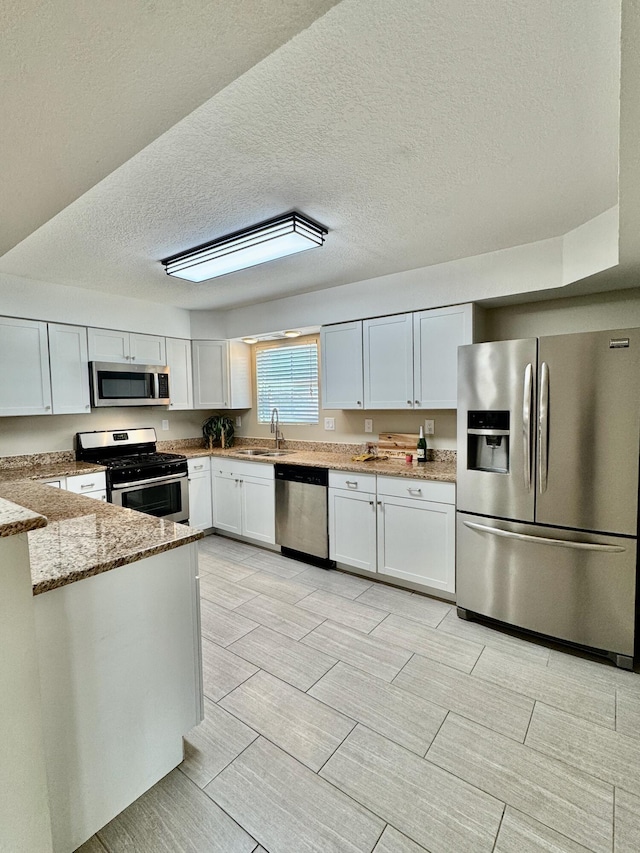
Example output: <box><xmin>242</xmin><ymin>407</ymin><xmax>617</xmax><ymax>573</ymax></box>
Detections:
<box><xmin>456</xmin><ymin>329</ymin><xmax>640</xmax><ymax>668</ymax></box>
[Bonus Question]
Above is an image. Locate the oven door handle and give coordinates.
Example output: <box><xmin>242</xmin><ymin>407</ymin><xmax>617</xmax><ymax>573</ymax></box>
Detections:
<box><xmin>111</xmin><ymin>473</ymin><xmax>187</xmax><ymax>490</ymax></box>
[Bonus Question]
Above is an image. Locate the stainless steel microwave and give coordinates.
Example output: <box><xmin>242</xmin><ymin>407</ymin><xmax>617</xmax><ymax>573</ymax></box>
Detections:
<box><xmin>89</xmin><ymin>362</ymin><xmax>170</xmax><ymax>407</ymax></box>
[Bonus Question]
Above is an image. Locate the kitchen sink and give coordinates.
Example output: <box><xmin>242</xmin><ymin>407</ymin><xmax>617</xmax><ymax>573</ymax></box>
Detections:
<box><xmin>262</xmin><ymin>450</ymin><xmax>294</xmax><ymax>457</ymax></box>
<box><xmin>233</xmin><ymin>448</ymin><xmax>270</xmax><ymax>456</ymax></box>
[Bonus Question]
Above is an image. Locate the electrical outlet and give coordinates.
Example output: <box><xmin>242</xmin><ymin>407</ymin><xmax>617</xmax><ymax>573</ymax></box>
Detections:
<box><xmin>364</xmin><ymin>418</ymin><xmax>373</xmax><ymax>433</ymax></box>
<box><xmin>235</xmin><ymin>415</ymin><xmax>242</xmax><ymax>427</ymax></box>
<box><xmin>161</xmin><ymin>419</ymin><xmax>169</xmax><ymax>431</ymax></box>
<box><xmin>424</xmin><ymin>419</ymin><xmax>435</xmax><ymax>435</ymax></box>
<box><xmin>324</xmin><ymin>417</ymin><xmax>335</xmax><ymax>431</ymax></box>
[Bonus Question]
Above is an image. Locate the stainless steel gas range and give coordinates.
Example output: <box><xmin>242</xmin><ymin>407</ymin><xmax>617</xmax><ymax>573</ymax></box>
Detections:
<box><xmin>75</xmin><ymin>428</ymin><xmax>189</xmax><ymax>523</ymax></box>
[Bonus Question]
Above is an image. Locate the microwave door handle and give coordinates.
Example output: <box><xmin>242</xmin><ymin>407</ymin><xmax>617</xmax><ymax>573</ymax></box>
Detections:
<box><xmin>152</xmin><ymin>372</ymin><xmax>160</xmax><ymax>399</ymax></box>
<box><xmin>538</xmin><ymin>361</ymin><xmax>549</xmax><ymax>493</ymax></box>
<box><xmin>523</xmin><ymin>363</ymin><xmax>533</xmax><ymax>491</ymax></box>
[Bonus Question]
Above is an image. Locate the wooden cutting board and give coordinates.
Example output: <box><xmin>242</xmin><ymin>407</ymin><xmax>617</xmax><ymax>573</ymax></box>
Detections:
<box><xmin>377</xmin><ymin>433</ymin><xmax>419</xmax><ymax>457</ymax></box>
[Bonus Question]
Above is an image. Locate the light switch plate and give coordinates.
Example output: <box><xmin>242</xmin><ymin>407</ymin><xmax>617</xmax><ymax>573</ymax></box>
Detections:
<box><xmin>235</xmin><ymin>415</ymin><xmax>242</xmax><ymax>427</ymax></box>
<box><xmin>161</xmin><ymin>419</ymin><xmax>169</xmax><ymax>431</ymax></box>
<box><xmin>424</xmin><ymin>419</ymin><xmax>435</xmax><ymax>435</ymax></box>
<box><xmin>324</xmin><ymin>417</ymin><xmax>335</xmax><ymax>431</ymax></box>
<box><xmin>364</xmin><ymin>418</ymin><xmax>373</xmax><ymax>433</ymax></box>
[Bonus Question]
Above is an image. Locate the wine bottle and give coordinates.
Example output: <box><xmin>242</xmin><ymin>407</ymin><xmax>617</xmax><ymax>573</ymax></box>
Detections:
<box><xmin>417</xmin><ymin>425</ymin><xmax>427</xmax><ymax>464</ymax></box>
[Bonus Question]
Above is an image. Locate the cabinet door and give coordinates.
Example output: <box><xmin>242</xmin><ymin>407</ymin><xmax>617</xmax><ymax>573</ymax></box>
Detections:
<box><xmin>188</xmin><ymin>468</ymin><xmax>213</xmax><ymax>531</ymax></box>
<box><xmin>211</xmin><ymin>471</ymin><xmax>242</xmax><ymax>534</ymax></box>
<box><xmin>363</xmin><ymin>314</ymin><xmax>414</xmax><ymax>409</ymax></box>
<box><xmin>130</xmin><ymin>333</ymin><xmax>166</xmax><ymax>366</ymax></box>
<box><xmin>413</xmin><ymin>304</ymin><xmax>473</xmax><ymax>409</ymax></box>
<box><xmin>87</xmin><ymin>328</ymin><xmax>130</xmax><ymax>362</ymax></box>
<box><xmin>0</xmin><ymin>317</ymin><xmax>52</xmax><ymax>416</ymax></box>
<box><xmin>228</xmin><ymin>340</ymin><xmax>252</xmax><ymax>409</ymax></box>
<box><xmin>48</xmin><ymin>323</ymin><xmax>91</xmax><ymax>415</ymax></box>
<box><xmin>377</xmin><ymin>495</ymin><xmax>455</xmax><ymax>593</ymax></box>
<box><xmin>166</xmin><ymin>338</ymin><xmax>193</xmax><ymax>410</ymax></box>
<box><xmin>241</xmin><ymin>475</ymin><xmax>275</xmax><ymax>544</ymax></box>
<box><xmin>329</xmin><ymin>488</ymin><xmax>377</xmax><ymax>572</ymax></box>
<box><xmin>192</xmin><ymin>341</ymin><xmax>229</xmax><ymax>408</ymax></box>
<box><xmin>321</xmin><ymin>322</ymin><xmax>364</xmax><ymax>409</ymax></box>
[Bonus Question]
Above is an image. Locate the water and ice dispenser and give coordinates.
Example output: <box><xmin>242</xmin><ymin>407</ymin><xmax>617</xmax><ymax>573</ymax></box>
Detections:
<box><xmin>467</xmin><ymin>411</ymin><xmax>510</xmax><ymax>473</ymax></box>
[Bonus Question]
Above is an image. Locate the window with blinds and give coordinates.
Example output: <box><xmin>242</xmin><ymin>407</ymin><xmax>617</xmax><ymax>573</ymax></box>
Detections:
<box><xmin>256</xmin><ymin>341</ymin><xmax>319</xmax><ymax>424</ymax></box>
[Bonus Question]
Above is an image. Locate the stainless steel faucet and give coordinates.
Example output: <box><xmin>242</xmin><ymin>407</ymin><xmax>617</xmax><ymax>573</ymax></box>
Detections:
<box><xmin>270</xmin><ymin>407</ymin><xmax>284</xmax><ymax>450</ymax></box>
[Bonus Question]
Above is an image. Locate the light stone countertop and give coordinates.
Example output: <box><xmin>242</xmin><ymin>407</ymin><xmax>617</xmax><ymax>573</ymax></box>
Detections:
<box><xmin>0</xmin><ymin>460</ymin><xmax>106</xmax><ymax>484</ymax></box>
<box><xmin>0</xmin><ymin>478</ymin><xmax>202</xmax><ymax>595</ymax></box>
<box><xmin>181</xmin><ymin>446</ymin><xmax>457</xmax><ymax>483</ymax></box>
<box><xmin>0</xmin><ymin>496</ymin><xmax>48</xmax><ymax>537</ymax></box>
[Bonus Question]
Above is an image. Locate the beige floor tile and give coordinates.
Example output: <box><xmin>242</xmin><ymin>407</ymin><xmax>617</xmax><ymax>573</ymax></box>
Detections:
<box><xmin>321</xmin><ymin>725</ymin><xmax>504</xmax><ymax>853</ymax></box>
<box><xmin>427</xmin><ymin>713</ymin><xmax>613</xmax><ymax>853</ymax></box>
<box><xmin>220</xmin><ymin>670</ymin><xmax>355</xmax><ymax>771</ymax></box>
<box><xmin>181</xmin><ymin>697</ymin><xmax>258</xmax><ymax>788</ymax></box>
<box><xmin>75</xmin><ymin>837</ymin><xmax>109</xmax><ymax>853</ymax></box>
<box><xmin>393</xmin><ymin>653</ymin><xmax>534</xmax><ymax>742</ymax></box>
<box><xmin>297</xmin><ymin>588</ymin><xmax>388</xmax><ymax>633</ymax></box>
<box><xmin>295</xmin><ymin>565</ymin><xmax>374</xmax><ymax>600</ymax></box>
<box><xmin>309</xmin><ymin>661</ymin><xmax>446</xmax><ymax>755</ymax></box>
<box><xmin>614</xmin><ymin>788</ymin><xmax>640</xmax><ymax>853</ymax></box>
<box><xmin>373</xmin><ymin>825</ymin><xmax>428</xmax><ymax>852</ymax></box>
<box><xmin>356</xmin><ymin>584</ymin><xmax>451</xmax><ymax>628</ymax></box>
<box><xmin>238</xmin><ymin>571</ymin><xmax>317</xmax><ymax>604</ymax></box>
<box><xmin>201</xmin><ymin>636</ymin><xmax>258</xmax><ymax>702</ymax></box>
<box><xmin>371</xmin><ymin>613</ymin><xmax>483</xmax><ymax>672</ymax></box>
<box><xmin>241</xmin><ymin>549</ymin><xmax>310</xmax><ymax>578</ymax></box>
<box><xmin>235</xmin><ymin>593</ymin><xmax>325</xmax><ymax>640</ymax></box>
<box><xmin>206</xmin><ymin>736</ymin><xmax>384</xmax><ymax>853</ymax></box>
<box><xmin>437</xmin><ymin>610</ymin><xmax>550</xmax><ymax>664</ymax></box>
<box><xmin>546</xmin><ymin>649</ymin><xmax>640</xmax><ymax>692</ymax></box>
<box><xmin>199</xmin><ymin>573</ymin><xmax>261</xmax><ymax>609</ymax></box>
<box><xmin>228</xmin><ymin>625</ymin><xmax>337</xmax><ymax>690</ymax></box>
<box><xmin>98</xmin><ymin>768</ymin><xmax>255</xmax><ymax>853</ymax></box>
<box><xmin>197</xmin><ymin>552</ymin><xmax>258</xmax><ymax>583</ymax></box>
<box><xmin>526</xmin><ymin>702</ymin><xmax>640</xmax><ymax>796</ymax></box>
<box><xmin>200</xmin><ymin>535</ymin><xmax>259</xmax><ymax>562</ymax></box>
<box><xmin>301</xmin><ymin>620</ymin><xmax>411</xmax><ymax>682</ymax></box>
<box><xmin>200</xmin><ymin>597</ymin><xmax>259</xmax><ymax>647</ymax></box>
<box><xmin>472</xmin><ymin>647</ymin><xmax>616</xmax><ymax>728</ymax></box>
<box><xmin>495</xmin><ymin>807</ymin><xmax>592</xmax><ymax>852</ymax></box>
<box><xmin>616</xmin><ymin>688</ymin><xmax>640</xmax><ymax>741</ymax></box>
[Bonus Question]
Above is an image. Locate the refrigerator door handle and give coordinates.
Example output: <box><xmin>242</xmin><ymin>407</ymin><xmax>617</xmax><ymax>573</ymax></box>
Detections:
<box><xmin>523</xmin><ymin>363</ymin><xmax>533</xmax><ymax>491</ymax></box>
<box><xmin>538</xmin><ymin>361</ymin><xmax>549</xmax><ymax>493</ymax></box>
<box><xmin>462</xmin><ymin>520</ymin><xmax>626</xmax><ymax>553</ymax></box>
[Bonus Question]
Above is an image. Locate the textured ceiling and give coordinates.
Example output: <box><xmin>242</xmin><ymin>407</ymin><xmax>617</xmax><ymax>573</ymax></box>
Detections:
<box><xmin>0</xmin><ymin>0</ymin><xmax>620</xmax><ymax>311</ymax></box>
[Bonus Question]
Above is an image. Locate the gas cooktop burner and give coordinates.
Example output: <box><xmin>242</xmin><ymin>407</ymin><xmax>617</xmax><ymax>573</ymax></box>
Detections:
<box><xmin>103</xmin><ymin>452</ymin><xmax>185</xmax><ymax>469</ymax></box>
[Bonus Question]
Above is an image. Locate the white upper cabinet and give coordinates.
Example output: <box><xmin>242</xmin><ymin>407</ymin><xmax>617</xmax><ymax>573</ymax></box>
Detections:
<box><xmin>0</xmin><ymin>317</ymin><xmax>52</xmax><ymax>416</ymax></box>
<box><xmin>192</xmin><ymin>340</ymin><xmax>251</xmax><ymax>409</ymax></box>
<box><xmin>87</xmin><ymin>328</ymin><xmax>166</xmax><ymax>365</ymax></box>
<box><xmin>413</xmin><ymin>304</ymin><xmax>473</xmax><ymax>409</ymax></box>
<box><xmin>363</xmin><ymin>313</ymin><xmax>414</xmax><ymax>409</ymax></box>
<box><xmin>166</xmin><ymin>338</ymin><xmax>193</xmax><ymax>410</ymax></box>
<box><xmin>48</xmin><ymin>323</ymin><xmax>91</xmax><ymax>415</ymax></box>
<box><xmin>320</xmin><ymin>321</ymin><xmax>364</xmax><ymax>409</ymax></box>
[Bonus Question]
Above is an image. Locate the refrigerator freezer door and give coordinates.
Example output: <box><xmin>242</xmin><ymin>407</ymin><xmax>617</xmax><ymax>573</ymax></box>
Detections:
<box><xmin>457</xmin><ymin>513</ymin><xmax>636</xmax><ymax>657</ymax></box>
<box><xmin>457</xmin><ymin>338</ymin><xmax>537</xmax><ymax>522</ymax></box>
<box><xmin>537</xmin><ymin>329</ymin><xmax>640</xmax><ymax>535</ymax></box>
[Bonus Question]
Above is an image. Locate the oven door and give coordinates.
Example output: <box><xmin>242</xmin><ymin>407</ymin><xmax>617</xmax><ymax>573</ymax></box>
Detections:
<box><xmin>110</xmin><ymin>474</ymin><xmax>189</xmax><ymax>523</ymax></box>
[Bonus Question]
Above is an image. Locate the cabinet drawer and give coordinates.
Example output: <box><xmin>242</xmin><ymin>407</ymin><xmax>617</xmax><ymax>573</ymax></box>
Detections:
<box><xmin>329</xmin><ymin>470</ymin><xmax>377</xmax><ymax>493</ymax></box>
<box><xmin>377</xmin><ymin>475</ymin><xmax>455</xmax><ymax>505</ymax></box>
<box><xmin>65</xmin><ymin>472</ymin><xmax>107</xmax><ymax>494</ymax></box>
<box><xmin>188</xmin><ymin>456</ymin><xmax>211</xmax><ymax>474</ymax></box>
<box><xmin>212</xmin><ymin>458</ymin><xmax>275</xmax><ymax>480</ymax></box>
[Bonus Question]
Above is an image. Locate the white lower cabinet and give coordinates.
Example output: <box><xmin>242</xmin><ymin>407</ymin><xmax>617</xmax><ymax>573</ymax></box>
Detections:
<box><xmin>212</xmin><ymin>459</ymin><xmax>275</xmax><ymax>544</ymax></box>
<box><xmin>63</xmin><ymin>471</ymin><xmax>107</xmax><ymax>502</ymax></box>
<box><xmin>187</xmin><ymin>457</ymin><xmax>212</xmax><ymax>530</ymax></box>
<box><xmin>329</xmin><ymin>471</ymin><xmax>456</xmax><ymax>594</ymax></box>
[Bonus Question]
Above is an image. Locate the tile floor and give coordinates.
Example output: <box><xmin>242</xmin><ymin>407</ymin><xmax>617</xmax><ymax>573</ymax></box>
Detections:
<box><xmin>78</xmin><ymin>535</ymin><xmax>640</xmax><ymax>853</ymax></box>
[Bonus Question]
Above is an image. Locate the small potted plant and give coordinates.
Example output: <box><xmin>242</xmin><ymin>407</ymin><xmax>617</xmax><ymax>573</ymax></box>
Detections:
<box><xmin>202</xmin><ymin>414</ymin><xmax>235</xmax><ymax>449</ymax></box>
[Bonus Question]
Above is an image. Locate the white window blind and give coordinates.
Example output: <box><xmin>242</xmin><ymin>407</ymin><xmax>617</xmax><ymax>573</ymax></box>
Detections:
<box><xmin>256</xmin><ymin>342</ymin><xmax>319</xmax><ymax>424</ymax></box>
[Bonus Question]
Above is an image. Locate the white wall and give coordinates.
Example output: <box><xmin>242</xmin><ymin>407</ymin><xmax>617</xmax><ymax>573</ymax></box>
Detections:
<box><xmin>0</xmin><ymin>272</ymin><xmax>191</xmax><ymax>338</ymax></box>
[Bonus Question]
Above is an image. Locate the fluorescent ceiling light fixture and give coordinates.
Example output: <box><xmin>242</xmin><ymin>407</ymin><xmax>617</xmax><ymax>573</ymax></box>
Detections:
<box><xmin>161</xmin><ymin>212</ymin><xmax>328</xmax><ymax>282</ymax></box>
<box><xmin>283</xmin><ymin>330</ymin><xmax>302</xmax><ymax>337</ymax></box>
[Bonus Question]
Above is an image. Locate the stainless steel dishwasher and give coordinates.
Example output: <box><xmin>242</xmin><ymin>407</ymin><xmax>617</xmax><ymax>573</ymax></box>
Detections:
<box><xmin>275</xmin><ymin>464</ymin><xmax>333</xmax><ymax>567</ymax></box>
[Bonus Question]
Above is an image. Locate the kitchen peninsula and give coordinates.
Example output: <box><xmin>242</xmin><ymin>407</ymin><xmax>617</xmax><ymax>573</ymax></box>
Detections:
<box><xmin>0</xmin><ymin>473</ymin><xmax>203</xmax><ymax>853</ymax></box>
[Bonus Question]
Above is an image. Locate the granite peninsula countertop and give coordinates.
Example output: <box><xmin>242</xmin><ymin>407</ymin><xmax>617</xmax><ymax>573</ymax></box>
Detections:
<box><xmin>0</xmin><ymin>478</ymin><xmax>202</xmax><ymax>595</ymax></box>
<box><xmin>180</xmin><ymin>446</ymin><xmax>457</xmax><ymax>483</ymax></box>
<box><xmin>0</xmin><ymin>459</ymin><xmax>106</xmax><ymax>484</ymax></box>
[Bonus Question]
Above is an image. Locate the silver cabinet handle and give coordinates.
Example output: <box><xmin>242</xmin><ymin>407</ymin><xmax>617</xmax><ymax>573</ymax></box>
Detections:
<box><xmin>346</xmin><ymin>480</ymin><xmax>358</xmax><ymax>487</ymax></box>
<box><xmin>81</xmin><ymin>483</ymin><xmax>95</xmax><ymax>489</ymax></box>
<box><xmin>45</xmin><ymin>405</ymin><xmax>51</xmax><ymax>410</ymax></box>
<box><xmin>538</xmin><ymin>361</ymin><xmax>549</xmax><ymax>494</ymax></box>
<box><xmin>407</xmin><ymin>400</ymin><xmax>412</xmax><ymax>405</ymax></box>
<box><xmin>415</xmin><ymin>400</ymin><xmax>420</xmax><ymax>405</ymax></box>
<box><xmin>369</xmin><ymin>500</ymin><xmax>375</xmax><ymax>506</ymax></box>
<box><xmin>523</xmin><ymin>363</ymin><xmax>533</xmax><ymax>492</ymax></box>
<box><xmin>377</xmin><ymin>500</ymin><xmax>383</xmax><ymax>506</ymax></box>
<box><xmin>408</xmin><ymin>487</ymin><xmax>422</xmax><ymax>495</ymax></box>
<box><xmin>357</xmin><ymin>401</ymin><xmax>362</xmax><ymax>406</ymax></box>
<box><xmin>462</xmin><ymin>520</ymin><xmax>625</xmax><ymax>552</ymax></box>
<box><xmin>131</xmin><ymin>355</ymin><xmax>136</xmax><ymax>361</ymax></box>
<box><xmin>194</xmin><ymin>464</ymin><xmax>203</xmax><ymax>470</ymax></box>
